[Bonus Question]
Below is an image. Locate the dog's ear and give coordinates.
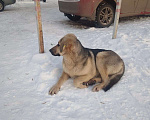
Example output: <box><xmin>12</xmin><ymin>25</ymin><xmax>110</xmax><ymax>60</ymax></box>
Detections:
<box><xmin>67</xmin><ymin>44</ymin><xmax>73</xmax><ymax>51</ymax></box>
<box><xmin>60</xmin><ymin>43</ymin><xmax>64</xmax><ymax>53</ymax></box>
<box><xmin>60</xmin><ymin>43</ymin><xmax>73</xmax><ymax>53</ymax></box>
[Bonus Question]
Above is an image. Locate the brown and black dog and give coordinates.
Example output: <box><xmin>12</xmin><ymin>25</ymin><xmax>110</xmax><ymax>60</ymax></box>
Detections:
<box><xmin>49</xmin><ymin>34</ymin><xmax>125</xmax><ymax>95</ymax></box>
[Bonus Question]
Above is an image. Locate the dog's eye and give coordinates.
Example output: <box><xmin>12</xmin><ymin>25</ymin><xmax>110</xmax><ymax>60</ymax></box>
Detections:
<box><xmin>57</xmin><ymin>44</ymin><xmax>60</xmax><ymax>47</ymax></box>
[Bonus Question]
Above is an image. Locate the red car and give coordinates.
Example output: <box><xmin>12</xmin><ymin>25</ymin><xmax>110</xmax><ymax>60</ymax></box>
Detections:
<box><xmin>58</xmin><ymin>0</ymin><xmax>150</xmax><ymax>27</ymax></box>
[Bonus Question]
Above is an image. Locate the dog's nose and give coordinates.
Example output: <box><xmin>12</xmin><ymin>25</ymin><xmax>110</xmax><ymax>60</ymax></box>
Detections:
<box><xmin>49</xmin><ymin>49</ymin><xmax>52</xmax><ymax>53</ymax></box>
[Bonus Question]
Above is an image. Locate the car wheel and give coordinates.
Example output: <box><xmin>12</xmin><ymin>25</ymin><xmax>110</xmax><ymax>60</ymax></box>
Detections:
<box><xmin>65</xmin><ymin>14</ymin><xmax>81</xmax><ymax>21</ymax></box>
<box><xmin>0</xmin><ymin>0</ymin><xmax>4</xmax><ymax>12</ymax></box>
<box><xmin>96</xmin><ymin>4</ymin><xmax>115</xmax><ymax>28</ymax></box>
<box><xmin>43</xmin><ymin>0</ymin><xmax>46</xmax><ymax>2</ymax></box>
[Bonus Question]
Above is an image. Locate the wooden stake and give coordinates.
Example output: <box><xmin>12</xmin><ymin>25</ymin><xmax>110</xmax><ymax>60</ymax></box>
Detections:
<box><xmin>112</xmin><ymin>0</ymin><xmax>122</xmax><ymax>39</ymax></box>
<box><xmin>34</xmin><ymin>0</ymin><xmax>44</xmax><ymax>53</ymax></box>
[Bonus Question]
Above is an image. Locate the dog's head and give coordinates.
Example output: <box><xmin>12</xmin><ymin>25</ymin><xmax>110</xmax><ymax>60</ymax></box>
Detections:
<box><xmin>49</xmin><ymin>34</ymin><xmax>81</xmax><ymax>56</ymax></box>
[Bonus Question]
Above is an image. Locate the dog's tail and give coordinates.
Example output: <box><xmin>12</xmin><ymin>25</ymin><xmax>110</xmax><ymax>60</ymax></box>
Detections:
<box><xmin>103</xmin><ymin>65</ymin><xmax>125</xmax><ymax>92</ymax></box>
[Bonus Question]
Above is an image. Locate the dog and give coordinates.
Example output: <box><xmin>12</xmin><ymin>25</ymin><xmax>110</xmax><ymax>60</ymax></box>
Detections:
<box><xmin>49</xmin><ymin>34</ymin><xmax>125</xmax><ymax>95</ymax></box>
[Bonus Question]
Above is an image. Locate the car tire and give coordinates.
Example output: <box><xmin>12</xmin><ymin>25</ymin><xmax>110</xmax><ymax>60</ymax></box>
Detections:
<box><xmin>0</xmin><ymin>0</ymin><xmax>4</xmax><ymax>12</ymax></box>
<box><xmin>65</xmin><ymin>14</ymin><xmax>81</xmax><ymax>21</ymax></box>
<box><xmin>96</xmin><ymin>4</ymin><xmax>115</xmax><ymax>28</ymax></box>
<box><xmin>43</xmin><ymin>0</ymin><xmax>46</xmax><ymax>2</ymax></box>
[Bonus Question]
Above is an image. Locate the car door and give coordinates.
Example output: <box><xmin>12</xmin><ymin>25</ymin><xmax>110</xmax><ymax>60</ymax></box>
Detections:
<box><xmin>145</xmin><ymin>0</ymin><xmax>150</xmax><ymax>13</ymax></box>
<box><xmin>134</xmin><ymin>0</ymin><xmax>147</xmax><ymax>13</ymax></box>
<box><xmin>121</xmin><ymin>0</ymin><xmax>138</xmax><ymax>14</ymax></box>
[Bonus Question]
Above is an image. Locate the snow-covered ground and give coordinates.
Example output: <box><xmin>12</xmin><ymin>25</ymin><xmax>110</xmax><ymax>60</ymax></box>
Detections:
<box><xmin>0</xmin><ymin>1</ymin><xmax>150</xmax><ymax>120</ymax></box>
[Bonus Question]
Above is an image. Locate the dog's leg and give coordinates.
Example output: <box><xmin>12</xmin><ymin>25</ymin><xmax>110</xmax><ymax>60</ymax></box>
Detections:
<box><xmin>92</xmin><ymin>52</ymin><xmax>110</xmax><ymax>92</ymax></box>
<box><xmin>49</xmin><ymin>71</ymin><xmax>70</xmax><ymax>95</ymax></box>
<box><xmin>92</xmin><ymin>73</ymin><xmax>109</xmax><ymax>92</ymax></box>
<box><xmin>92</xmin><ymin>51</ymin><xmax>124</xmax><ymax>92</ymax></box>
<box><xmin>73</xmin><ymin>75</ymin><xmax>92</xmax><ymax>89</ymax></box>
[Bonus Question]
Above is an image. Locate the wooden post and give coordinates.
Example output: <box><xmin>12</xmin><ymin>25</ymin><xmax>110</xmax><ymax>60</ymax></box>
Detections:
<box><xmin>34</xmin><ymin>0</ymin><xmax>44</xmax><ymax>53</ymax></box>
<box><xmin>112</xmin><ymin>0</ymin><xmax>122</xmax><ymax>39</ymax></box>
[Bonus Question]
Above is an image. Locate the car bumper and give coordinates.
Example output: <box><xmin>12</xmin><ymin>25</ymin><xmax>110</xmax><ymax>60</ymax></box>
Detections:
<box><xmin>58</xmin><ymin>0</ymin><xmax>95</xmax><ymax>19</ymax></box>
<box><xmin>4</xmin><ymin>0</ymin><xmax>16</xmax><ymax>6</ymax></box>
<box><xmin>58</xmin><ymin>0</ymin><xmax>80</xmax><ymax>15</ymax></box>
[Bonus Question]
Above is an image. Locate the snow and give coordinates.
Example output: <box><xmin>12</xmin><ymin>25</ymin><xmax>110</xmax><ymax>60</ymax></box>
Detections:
<box><xmin>0</xmin><ymin>1</ymin><xmax>150</xmax><ymax>120</ymax></box>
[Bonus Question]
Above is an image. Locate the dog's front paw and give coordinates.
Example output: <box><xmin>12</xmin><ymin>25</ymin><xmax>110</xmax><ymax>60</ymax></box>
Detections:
<box><xmin>83</xmin><ymin>79</ymin><xmax>96</xmax><ymax>86</ymax></box>
<box><xmin>49</xmin><ymin>84</ymin><xmax>60</xmax><ymax>95</ymax></box>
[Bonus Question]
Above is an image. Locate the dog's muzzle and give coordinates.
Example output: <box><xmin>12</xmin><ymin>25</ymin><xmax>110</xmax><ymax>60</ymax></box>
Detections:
<box><xmin>49</xmin><ymin>49</ymin><xmax>60</xmax><ymax>56</ymax></box>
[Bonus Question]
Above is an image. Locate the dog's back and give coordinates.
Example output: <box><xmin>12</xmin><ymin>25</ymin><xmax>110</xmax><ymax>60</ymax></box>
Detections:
<box><xmin>88</xmin><ymin>49</ymin><xmax>125</xmax><ymax>92</ymax></box>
